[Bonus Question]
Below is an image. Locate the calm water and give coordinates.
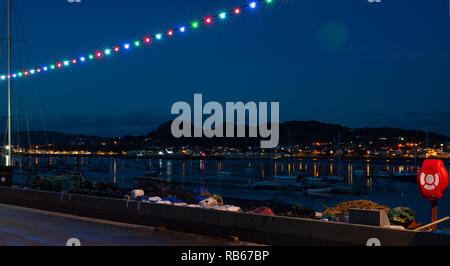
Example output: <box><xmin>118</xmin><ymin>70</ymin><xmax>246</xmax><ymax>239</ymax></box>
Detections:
<box><xmin>11</xmin><ymin>156</ymin><xmax>450</xmax><ymax>228</ymax></box>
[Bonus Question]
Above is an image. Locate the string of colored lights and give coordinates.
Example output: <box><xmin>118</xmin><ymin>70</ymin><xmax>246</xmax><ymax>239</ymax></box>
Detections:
<box><xmin>0</xmin><ymin>0</ymin><xmax>274</xmax><ymax>82</ymax></box>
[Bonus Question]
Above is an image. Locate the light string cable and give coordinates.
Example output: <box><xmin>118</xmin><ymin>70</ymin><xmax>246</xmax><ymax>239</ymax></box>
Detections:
<box><xmin>0</xmin><ymin>0</ymin><xmax>275</xmax><ymax>82</ymax></box>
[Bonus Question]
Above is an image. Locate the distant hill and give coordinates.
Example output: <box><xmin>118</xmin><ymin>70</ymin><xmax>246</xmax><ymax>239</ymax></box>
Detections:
<box><xmin>279</xmin><ymin>121</ymin><xmax>449</xmax><ymax>145</ymax></box>
<box><xmin>1</xmin><ymin>131</ymin><xmax>109</xmax><ymax>147</ymax></box>
<box><xmin>142</xmin><ymin>120</ymin><xmax>448</xmax><ymax>148</ymax></box>
<box><xmin>3</xmin><ymin>121</ymin><xmax>448</xmax><ymax>148</ymax></box>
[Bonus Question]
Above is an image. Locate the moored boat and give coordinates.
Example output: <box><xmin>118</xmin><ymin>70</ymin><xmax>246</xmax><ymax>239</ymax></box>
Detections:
<box><xmin>274</xmin><ymin>175</ymin><xmax>298</xmax><ymax>181</ymax></box>
<box><xmin>218</xmin><ymin>171</ymin><xmax>232</xmax><ymax>176</ymax></box>
<box><xmin>301</xmin><ymin>176</ymin><xmax>325</xmax><ymax>182</ymax></box>
<box><xmin>306</xmin><ymin>187</ymin><xmax>333</xmax><ymax>193</ymax></box>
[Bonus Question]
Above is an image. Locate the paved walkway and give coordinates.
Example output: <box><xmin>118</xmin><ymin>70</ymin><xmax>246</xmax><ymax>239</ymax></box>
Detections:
<box><xmin>0</xmin><ymin>203</ymin><xmax>257</xmax><ymax>246</ymax></box>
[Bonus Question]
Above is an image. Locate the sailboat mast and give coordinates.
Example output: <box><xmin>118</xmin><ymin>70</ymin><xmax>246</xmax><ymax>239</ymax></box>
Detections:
<box><xmin>7</xmin><ymin>0</ymin><xmax>12</xmax><ymax>166</ymax></box>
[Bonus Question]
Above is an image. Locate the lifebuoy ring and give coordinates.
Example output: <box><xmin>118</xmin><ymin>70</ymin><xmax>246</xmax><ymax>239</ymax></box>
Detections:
<box><xmin>418</xmin><ymin>160</ymin><xmax>449</xmax><ymax>201</ymax></box>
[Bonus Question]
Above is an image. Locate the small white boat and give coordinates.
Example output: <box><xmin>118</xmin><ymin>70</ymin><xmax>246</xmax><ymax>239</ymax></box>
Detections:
<box><xmin>331</xmin><ymin>185</ymin><xmax>365</xmax><ymax>195</ymax></box>
<box><xmin>218</xmin><ymin>171</ymin><xmax>232</xmax><ymax>176</ymax></box>
<box><xmin>249</xmin><ymin>181</ymin><xmax>281</xmax><ymax>189</ymax></box>
<box><xmin>302</xmin><ymin>176</ymin><xmax>325</xmax><ymax>182</ymax></box>
<box><xmin>305</xmin><ymin>191</ymin><xmax>334</xmax><ymax>198</ymax></box>
<box><xmin>306</xmin><ymin>187</ymin><xmax>333</xmax><ymax>193</ymax></box>
<box><xmin>392</xmin><ymin>171</ymin><xmax>417</xmax><ymax>177</ymax></box>
<box><xmin>274</xmin><ymin>175</ymin><xmax>297</xmax><ymax>181</ymax></box>
<box><xmin>249</xmin><ymin>181</ymin><xmax>304</xmax><ymax>191</ymax></box>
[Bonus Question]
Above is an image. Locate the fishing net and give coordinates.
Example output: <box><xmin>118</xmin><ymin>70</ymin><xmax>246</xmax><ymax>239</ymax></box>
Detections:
<box><xmin>388</xmin><ymin>207</ymin><xmax>416</xmax><ymax>227</ymax></box>
<box><xmin>324</xmin><ymin>200</ymin><xmax>391</xmax><ymax>215</ymax></box>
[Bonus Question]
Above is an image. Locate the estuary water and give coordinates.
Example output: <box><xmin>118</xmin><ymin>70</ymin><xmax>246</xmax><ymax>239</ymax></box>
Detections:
<box><xmin>11</xmin><ymin>156</ymin><xmax>450</xmax><ymax>228</ymax></box>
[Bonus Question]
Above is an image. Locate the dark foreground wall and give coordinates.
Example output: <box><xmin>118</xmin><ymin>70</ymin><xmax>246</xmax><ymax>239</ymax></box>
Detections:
<box><xmin>0</xmin><ymin>187</ymin><xmax>448</xmax><ymax>246</ymax></box>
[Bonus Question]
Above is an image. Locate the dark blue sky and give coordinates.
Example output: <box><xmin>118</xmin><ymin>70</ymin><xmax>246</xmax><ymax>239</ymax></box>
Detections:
<box><xmin>0</xmin><ymin>0</ymin><xmax>449</xmax><ymax>137</ymax></box>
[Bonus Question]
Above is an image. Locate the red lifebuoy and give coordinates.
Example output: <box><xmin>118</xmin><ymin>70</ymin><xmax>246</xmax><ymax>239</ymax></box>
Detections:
<box><xmin>418</xmin><ymin>159</ymin><xmax>449</xmax><ymax>201</ymax></box>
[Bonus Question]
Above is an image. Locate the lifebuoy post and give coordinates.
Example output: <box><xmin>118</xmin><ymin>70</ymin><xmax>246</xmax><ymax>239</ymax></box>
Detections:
<box><xmin>417</xmin><ymin>160</ymin><xmax>449</xmax><ymax>231</ymax></box>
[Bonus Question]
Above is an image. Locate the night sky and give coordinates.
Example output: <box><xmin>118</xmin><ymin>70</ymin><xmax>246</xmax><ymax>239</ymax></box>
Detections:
<box><xmin>0</xmin><ymin>0</ymin><xmax>449</xmax><ymax>137</ymax></box>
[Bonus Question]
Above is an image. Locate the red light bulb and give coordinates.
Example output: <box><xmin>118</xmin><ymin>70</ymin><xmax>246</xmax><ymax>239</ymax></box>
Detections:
<box><xmin>234</xmin><ymin>8</ymin><xmax>241</xmax><ymax>14</ymax></box>
<box><xmin>96</xmin><ymin>52</ymin><xmax>103</xmax><ymax>58</ymax></box>
<box><xmin>205</xmin><ymin>17</ymin><xmax>212</xmax><ymax>24</ymax></box>
<box><xmin>145</xmin><ymin>37</ymin><xmax>151</xmax><ymax>43</ymax></box>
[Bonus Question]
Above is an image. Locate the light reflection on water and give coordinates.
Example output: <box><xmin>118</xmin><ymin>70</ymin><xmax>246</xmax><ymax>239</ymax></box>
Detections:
<box><xmin>11</xmin><ymin>156</ymin><xmax>450</xmax><ymax>227</ymax></box>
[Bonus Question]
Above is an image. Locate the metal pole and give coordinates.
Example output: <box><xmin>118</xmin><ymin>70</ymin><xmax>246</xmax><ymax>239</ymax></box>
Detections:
<box><xmin>7</xmin><ymin>0</ymin><xmax>12</xmax><ymax>166</ymax></box>
<box><xmin>432</xmin><ymin>200</ymin><xmax>438</xmax><ymax>231</ymax></box>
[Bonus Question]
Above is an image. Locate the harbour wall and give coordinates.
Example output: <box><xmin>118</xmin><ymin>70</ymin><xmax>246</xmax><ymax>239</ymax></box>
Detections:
<box><xmin>0</xmin><ymin>187</ymin><xmax>448</xmax><ymax>246</ymax></box>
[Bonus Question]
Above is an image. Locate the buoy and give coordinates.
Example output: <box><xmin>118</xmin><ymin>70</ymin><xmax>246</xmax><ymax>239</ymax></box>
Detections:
<box><xmin>418</xmin><ymin>160</ymin><xmax>449</xmax><ymax>230</ymax></box>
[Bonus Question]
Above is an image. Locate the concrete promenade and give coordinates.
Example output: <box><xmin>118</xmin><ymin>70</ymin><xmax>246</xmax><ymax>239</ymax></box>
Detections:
<box><xmin>0</xmin><ymin>203</ymin><xmax>255</xmax><ymax>246</ymax></box>
<box><xmin>0</xmin><ymin>187</ymin><xmax>449</xmax><ymax>246</ymax></box>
